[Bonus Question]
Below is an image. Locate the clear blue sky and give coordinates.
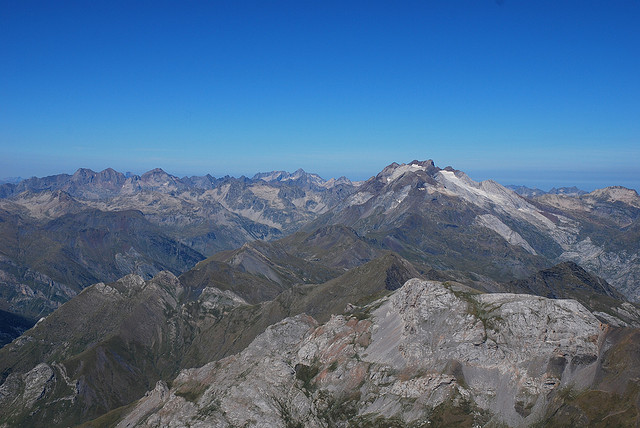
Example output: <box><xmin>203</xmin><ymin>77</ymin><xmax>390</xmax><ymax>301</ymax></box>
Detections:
<box><xmin>1</xmin><ymin>0</ymin><xmax>639</xmax><ymax>190</ymax></box>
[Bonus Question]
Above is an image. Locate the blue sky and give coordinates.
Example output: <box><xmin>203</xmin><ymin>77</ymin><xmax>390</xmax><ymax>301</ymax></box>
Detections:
<box><xmin>1</xmin><ymin>1</ymin><xmax>639</xmax><ymax>190</ymax></box>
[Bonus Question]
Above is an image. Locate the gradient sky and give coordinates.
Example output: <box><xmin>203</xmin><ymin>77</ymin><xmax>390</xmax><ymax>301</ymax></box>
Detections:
<box><xmin>1</xmin><ymin>1</ymin><xmax>639</xmax><ymax>191</ymax></box>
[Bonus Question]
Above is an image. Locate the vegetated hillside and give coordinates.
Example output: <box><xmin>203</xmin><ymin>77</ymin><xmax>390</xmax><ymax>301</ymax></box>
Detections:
<box><xmin>178</xmin><ymin>252</ymin><xmax>423</xmax><ymax>369</ymax></box>
<box><xmin>0</xmin><ymin>207</ymin><xmax>204</xmax><ymax>320</ymax></box>
<box><xmin>179</xmin><ymin>224</ymin><xmax>382</xmax><ymax>304</ymax></box>
<box><xmin>0</xmin><ymin>271</ymin><xmax>208</xmax><ymax>427</ymax></box>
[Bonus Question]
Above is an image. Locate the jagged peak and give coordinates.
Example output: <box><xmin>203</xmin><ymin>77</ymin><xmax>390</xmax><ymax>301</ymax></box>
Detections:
<box><xmin>376</xmin><ymin>160</ymin><xmax>440</xmax><ymax>184</ymax></box>
<box><xmin>141</xmin><ymin>167</ymin><xmax>171</xmax><ymax>178</ymax></box>
<box><xmin>409</xmin><ymin>159</ymin><xmax>435</xmax><ymax>168</ymax></box>
<box><xmin>69</xmin><ymin>168</ymin><xmax>126</xmax><ymax>189</ymax></box>
<box><xmin>253</xmin><ymin>168</ymin><xmax>329</xmax><ymax>186</ymax></box>
<box><xmin>253</xmin><ymin>170</ymin><xmax>289</xmax><ymax>181</ymax></box>
<box><xmin>548</xmin><ymin>186</ymin><xmax>587</xmax><ymax>196</ymax></box>
<box><xmin>72</xmin><ymin>167</ymin><xmax>97</xmax><ymax>178</ymax></box>
<box><xmin>151</xmin><ymin>270</ymin><xmax>182</xmax><ymax>288</ymax></box>
<box><xmin>97</xmin><ymin>167</ymin><xmax>125</xmax><ymax>178</ymax></box>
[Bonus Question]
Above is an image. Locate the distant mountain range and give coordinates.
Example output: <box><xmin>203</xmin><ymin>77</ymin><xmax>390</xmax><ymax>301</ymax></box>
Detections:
<box><xmin>0</xmin><ymin>167</ymin><xmax>360</xmax><ymax>324</ymax></box>
<box><xmin>0</xmin><ymin>177</ymin><xmax>23</xmax><ymax>185</ymax></box>
<box><xmin>506</xmin><ymin>184</ymin><xmax>588</xmax><ymax>198</ymax></box>
<box><xmin>1</xmin><ymin>161</ymin><xmax>639</xmax><ymax>321</ymax></box>
<box><xmin>1</xmin><ymin>160</ymin><xmax>640</xmax><ymax>426</ymax></box>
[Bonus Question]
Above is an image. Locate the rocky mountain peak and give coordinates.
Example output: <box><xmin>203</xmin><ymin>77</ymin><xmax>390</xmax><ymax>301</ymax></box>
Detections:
<box><xmin>141</xmin><ymin>168</ymin><xmax>170</xmax><ymax>179</ymax></box>
<box><xmin>506</xmin><ymin>185</ymin><xmax>548</xmax><ymax>198</ymax></box>
<box><xmin>132</xmin><ymin>168</ymin><xmax>186</xmax><ymax>192</ymax></box>
<box><xmin>70</xmin><ymin>167</ymin><xmax>127</xmax><ymax>191</ymax></box>
<box><xmin>375</xmin><ymin>160</ymin><xmax>440</xmax><ymax>185</ymax></box>
<box><xmin>97</xmin><ymin>167</ymin><xmax>126</xmax><ymax>183</ymax></box>
<box><xmin>548</xmin><ymin>186</ymin><xmax>588</xmax><ymax>196</ymax></box>
<box><xmin>587</xmin><ymin>186</ymin><xmax>640</xmax><ymax>207</ymax></box>
<box><xmin>409</xmin><ymin>159</ymin><xmax>436</xmax><ymax>168</ymax></box>
<box><xmin>321</xmin><ymin>176</ymin><xmax>355</xmax><ymax>188</ymax></box>
<box><xmin>252</xmin><ymin>170</ymin><xmax>289</xmax><ymax>182</ymax></box>
<box><xmin>71</xmin><ymin>168</ymin><xmax>97</xmax><ymax>180</ymax></box>
<box><xmin>292</xmin><ymin>167</ymin><xmax>306</xmax><ymax>176</ymax></box>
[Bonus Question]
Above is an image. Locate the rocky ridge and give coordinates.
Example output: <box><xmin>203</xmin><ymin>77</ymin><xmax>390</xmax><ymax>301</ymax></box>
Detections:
<box><xmin>0</xmin><ymin>251</ymin><xmax>422</xmax><ymax>427</ymax></box>
<box><xmin>115</xmin><ymin>278</ymin><xmax>630</xmax><ymax>427</ymax></box>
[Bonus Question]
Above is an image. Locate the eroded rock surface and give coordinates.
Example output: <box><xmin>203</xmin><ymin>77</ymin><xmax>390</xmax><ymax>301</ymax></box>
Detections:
<box><xmin>118</xmin><ymin>279</ymin><xmax>608</xmax><ymax>427</ymax></box>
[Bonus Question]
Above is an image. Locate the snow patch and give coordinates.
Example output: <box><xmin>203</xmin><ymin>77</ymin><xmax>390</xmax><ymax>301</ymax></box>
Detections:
<box><xmin>439</xmin><ymin>170</ymin><xmax>510</xmax><ymax>207</ymax></box>
<box><xmin>387</xmin><ymin>164</ymin><xmax>427</xmax><ymax>183</ymax></box>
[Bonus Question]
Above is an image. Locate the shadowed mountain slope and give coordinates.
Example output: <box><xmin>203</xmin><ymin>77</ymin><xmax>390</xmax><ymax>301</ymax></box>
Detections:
<box><xmin>182</xmin><ymin>224</ymin><xmax>384</xmax><ymax>304</ymax></box>
<box><xmin>508</xmin><ymin>261</ymin><xmax>625</xmax><ymax>300</ymax></box>
<box><xmin>0</xmin><ymin>309</ymin><xmax>35</xmax><ymax>348</ymax></box>
<box><xmin>506</xmin><ymin>261</ymin><xmax>640</xmax><ymax>327</ymax></box>
<box><xmin>0</xmin><ymin>272</ymin><xmax>196</xmax><ymax>427</ymax></box>
<box><xmin>180</xmin><ymin>252</ymin><xmax>422</xmax><ymax>369</ymax></box>
<box><xmin>0</xmin><ymin>208</ymin><xmax>204</xmax><ymax>319</ymax></box>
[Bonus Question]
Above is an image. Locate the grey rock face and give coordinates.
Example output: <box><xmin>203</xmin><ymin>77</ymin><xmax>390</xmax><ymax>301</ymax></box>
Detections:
<box><xmin>474</xmin><ymin>213</ymin><xmax>537</xmax><ymax>254</ymax></box>
<box><xmin>22</xmin><ymin>363</ymin><xmax>55</xmax><ymax>408</ymax></box>
<box><xmin>116</xmin><ymin>314</ymin><xmax>319</xmax><ymax>428</ymax></box>
<box><xmin>559</xmin><ymin>237</ymin><xmax>640</xmax><ymax>301</ymax></box>
<box><xmin>118</xmin><ymin>279</ymin><xmax>606</xmax><ymax>427</ymax></box>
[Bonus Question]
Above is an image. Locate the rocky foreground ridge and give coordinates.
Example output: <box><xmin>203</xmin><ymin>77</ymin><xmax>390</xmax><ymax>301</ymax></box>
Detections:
<box><xmin>114</xmin><ymin>278</ymin><xmax>637</xmax><ymax>427</ymax></box>
<box><xmin>2</xmin><ymin>268</ymin><xmax>638</xmax><ymax>427</ymax></box>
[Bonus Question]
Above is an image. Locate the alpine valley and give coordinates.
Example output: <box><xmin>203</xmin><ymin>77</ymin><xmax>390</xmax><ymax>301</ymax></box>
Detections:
<box><xmin>1</xmin><ymin>160</ymin><xmax>639</xmax><ymax>427</ymax></box>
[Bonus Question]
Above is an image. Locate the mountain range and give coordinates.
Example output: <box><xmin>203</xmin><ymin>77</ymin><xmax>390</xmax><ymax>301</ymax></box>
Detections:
<box><xmin>1</xmin><ymin>160</ymin><xmax>639</xmax><ymax>427</ymax></box>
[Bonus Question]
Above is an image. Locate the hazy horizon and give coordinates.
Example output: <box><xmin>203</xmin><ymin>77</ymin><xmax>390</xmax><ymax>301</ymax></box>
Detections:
<box><xmin>1</xmin><ymin>159</ymin><xmax>637</xmax><ymax>193</ymax></box>
<box><xmin>2</xmin><ymin>1</ymin><xmax>638</xmax><ymax>192</ymax></box>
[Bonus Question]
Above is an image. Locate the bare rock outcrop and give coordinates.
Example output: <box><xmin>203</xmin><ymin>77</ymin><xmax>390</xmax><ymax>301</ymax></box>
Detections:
<box><xmin>118</xmin><ymin>279</ymin><xmax>608</xmax><ymax>427</ymax></box>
